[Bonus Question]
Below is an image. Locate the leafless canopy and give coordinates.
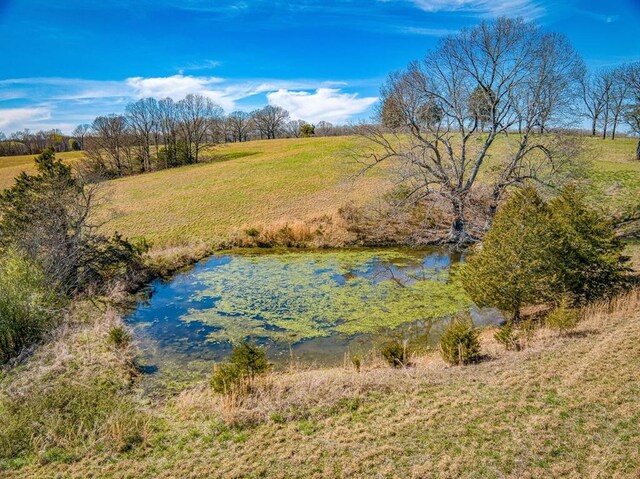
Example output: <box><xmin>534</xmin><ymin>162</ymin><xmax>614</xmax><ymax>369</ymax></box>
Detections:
<box><xmin>360</xmin><ymin>17</ymin><xmax>584</xmax><ymax>244</ymax></box>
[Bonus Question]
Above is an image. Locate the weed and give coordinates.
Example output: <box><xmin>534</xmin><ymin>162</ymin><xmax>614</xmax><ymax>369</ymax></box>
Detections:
<box><xmin>107</xmin><ymin>326</ymin><xmax>132</xmax><ymax>349</ymax></box>
<box><xmin>494</xmin><ymin>321</ymin><xmax>521</xmax><ymax>351</ymax></box>
<box><xmin>380</xmin><ymin>339</ymin><xmax>409</xmax><ymax>367</ymax></box>
<box><xmin>546</xmin><ymin>300</ymin><xmax>580</xmax><ymax>333</ymax></box>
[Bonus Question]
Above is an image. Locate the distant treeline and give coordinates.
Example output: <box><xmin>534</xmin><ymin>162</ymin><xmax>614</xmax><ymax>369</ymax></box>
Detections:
<box><xmin>0</xmin><ymin>98</ymin><xmax>357</xmax><ymax>171</ymax></box>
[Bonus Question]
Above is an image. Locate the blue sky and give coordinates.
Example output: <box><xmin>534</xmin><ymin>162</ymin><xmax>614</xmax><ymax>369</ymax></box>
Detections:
<box><xmin>0</xmin><ymin>0</ymin><xmax>638</xmax><ymax>133</ymax></box>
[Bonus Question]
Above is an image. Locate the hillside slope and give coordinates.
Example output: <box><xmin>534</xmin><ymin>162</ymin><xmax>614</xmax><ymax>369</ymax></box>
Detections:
<box><xmin>101</xmin><ymin>137</ymin><xmax>393</xmax><ymax>247</ymax></box>
<box><xmin>7</xmin><ymin>291</ymin><xmax>640</xmax><ymax>478</ymax></box>
<box><xmin>1</xmin><ymin>136</ymin><xmax>639</xmax><ymax>248</ymax></box>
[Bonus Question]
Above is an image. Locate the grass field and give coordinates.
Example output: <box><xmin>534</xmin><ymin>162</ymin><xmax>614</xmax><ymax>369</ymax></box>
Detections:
<box><xmin>5</xmin><ymin>290</ymin><xmax>639</xmax><ymax>478</ymax></box>
<box><xmin>0</xmin><ymin>150</ymin><xmax>84</xmax><ymax>190</ymax></box>
<box><xmin>97</xmin><ymin>137</ymin><xmax>395</xmax><ymax>247</ymax></box>
<box><xmin>1</xmin><ymin>136</ymin><xmax>638</xmax><ymax>249</ymax></box>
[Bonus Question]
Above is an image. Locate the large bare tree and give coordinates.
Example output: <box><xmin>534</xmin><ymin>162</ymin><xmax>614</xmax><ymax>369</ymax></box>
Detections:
<box><xmin>360</xmin><ymin>17</ymin><xmax>584</xmax><ymax>244</ymax></box>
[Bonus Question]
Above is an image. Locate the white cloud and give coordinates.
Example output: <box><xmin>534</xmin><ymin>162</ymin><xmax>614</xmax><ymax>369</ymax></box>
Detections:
<box><xmin>126</xmin><ymin>74</ymin><xmax>229</xmax><ymax>103</ymax></box>
<box><xmin>411</xmin><ymin>0</ymin><xmax>545</xmax><ymax>19</ymax></box>
<box><xmin>0</xmin><ymin>107</ymin><xmax>51</xmax><ymax>130</ymax></box>
<box><xmin>0</xmin><ymin>77</ymin><xmax>378</xmax><ymax>132</ymax></box>
<box><xmin>266</xmin><ymin>88</ymin><xmax>378</xmax><ymax>123</ymax></box>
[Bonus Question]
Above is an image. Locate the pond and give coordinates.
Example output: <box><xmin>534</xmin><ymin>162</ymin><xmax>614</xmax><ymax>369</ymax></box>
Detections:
<box><xmin>126</xmin><ymin>248</ymin><xmax>501</xmax><ymax>381</ymax></box>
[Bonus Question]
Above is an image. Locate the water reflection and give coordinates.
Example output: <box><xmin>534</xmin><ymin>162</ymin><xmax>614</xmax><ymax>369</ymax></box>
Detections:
<box><xmin>125</xmin><ymin>248</ymin><xmax>500</xmax><ymax>379</ymax></box>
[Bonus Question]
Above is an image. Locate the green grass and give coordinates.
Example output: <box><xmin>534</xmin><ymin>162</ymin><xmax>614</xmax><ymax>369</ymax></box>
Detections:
<box><xmin>0</xmin><ymin>151</ymin><xmax>84</xmax><ymax>190</ymax></box>
<box><xmin>1</xmin><ymin>136</ymin><xmax>638</xmax><ymax>249</ymax></box>
<box><xmin>6</xmin><ymin>291</ymin><xmax>640</xmax><ymax>478</ymax></box>
<box><xmin>98</xmin><ymin>137</ymin><xmax>392</xmax><ymax>247</ymax></box>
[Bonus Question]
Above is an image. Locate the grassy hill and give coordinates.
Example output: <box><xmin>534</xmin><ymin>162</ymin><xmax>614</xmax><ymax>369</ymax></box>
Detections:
<box><xmin>100</xmin><ymin>137</ymin><xmax>393</xmax><ymax>247</ymax></box>
<box><xmin>5</xmin><ymin>290</ymin><xmax>639</xmax><ymax>478</ymax></box>
<box><xmin>1</xmin><ymin>136</ymin><xmax>638</xmax><ymax>249</ymax></box>
<box><xmin>0</xmin><ymin>150</ymin><xmax>84</xmax><ymax>190</ymax></box>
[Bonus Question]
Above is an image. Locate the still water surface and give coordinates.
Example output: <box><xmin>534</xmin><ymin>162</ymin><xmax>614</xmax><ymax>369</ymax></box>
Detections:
<box><xmin>125</xmin><ymin>248</ymin><xmax>500</xmax><ymax>378</ymax></box>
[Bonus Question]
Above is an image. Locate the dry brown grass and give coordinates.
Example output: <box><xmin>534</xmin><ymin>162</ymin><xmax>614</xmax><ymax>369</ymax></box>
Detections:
<box><xmin>9</xmin><ymin>289</ymin><xmax>640</xmax><ymax>478</ymax></box>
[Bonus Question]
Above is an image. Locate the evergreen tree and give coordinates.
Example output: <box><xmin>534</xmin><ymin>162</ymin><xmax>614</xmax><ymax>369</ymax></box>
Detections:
<box><xmin>461</xmin><ymin>186</ymin><xmax>629</xmax><ymax>320</ymax></box>
<box><xmin>548</xmin><ymin>185</ymin><xmax>628</xmax><ymax>302</ymax></box>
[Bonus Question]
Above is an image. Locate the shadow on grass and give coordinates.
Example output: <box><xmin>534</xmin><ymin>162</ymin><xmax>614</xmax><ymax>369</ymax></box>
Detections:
<box><xmin>203</xmin><ymin>151</ymin><xmax>260</xmax><ymax>163</ymax></box>
<box><xmin>562</xmin><ymin>328</ymin><xmax>600</xmax><ymax>339</ymax></box>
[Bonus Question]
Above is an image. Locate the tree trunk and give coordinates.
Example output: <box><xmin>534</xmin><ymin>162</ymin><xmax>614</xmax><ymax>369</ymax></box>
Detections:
<box><xmin>448</xmin><ymin>198</ymin><xmax>472</xmax><ymax>245</ymax></box>
<box><xmin>591</xmin><ymin>119</ymin><xmax>597</xmax><ymax>136</ymax></box>
<box><xmin>512</xmin><ymin>307</ymin><xmax>521</xmax><ymax>322</ymax></box>
<box><xmin>484</xmin><ymin>186</ymin><xmax>502</xmax><ymax>232</ymax></box>
<box><xmin>636</xmin><ymin>139</ymin><xmax>640</xmax><ymax>161</ymax></box>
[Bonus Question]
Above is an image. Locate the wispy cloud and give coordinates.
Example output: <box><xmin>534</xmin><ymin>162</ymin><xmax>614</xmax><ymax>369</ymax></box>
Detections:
<box><xmin>400</xmin><ymin>26</ymin><xmax>457</xmax><ymax>36</ymax></box>
<box><xmin>0</xmin><ymin>107</ymin><xmax>52</xmax><ymax>130</ymax></box>
<box><xmin>575</xmin><ymin>9</ymin><xmax>619</xmax><ymax>24</ymax></box>
<box><xmin>267</xmin><ymin>88</ymin><xmax>378</xmax><ymax>123</ymax></box>
<box><xmin>410</xmin><ymin>0</ymin><xmax>545</xmax><ymax>19</ymax></box>
<box><xmin>177</xmin><ymin>59</ymin><xmax>222</xmax><ymax>74</ymax></box>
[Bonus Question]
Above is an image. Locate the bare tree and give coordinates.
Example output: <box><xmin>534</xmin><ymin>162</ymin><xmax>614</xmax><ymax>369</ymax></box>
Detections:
<box><xmin>607</xmin><ymin>66</ymin><xmax>630</xmax><ymax>140</ymax></box>
<box><xmin>360</xmin><ymin>18</ymin><xmax>584</xmax><ymax>244</ymax></box>
<box><xmin>624</xmin><ymin>62</ymin><xmax>640</xmax><ymax>160</ymax></box>
<box><xmin>598</xmin><ymin>71</ymin><xmax>617</xmax><ymax>139</ymax></box>
<box><xmin>125</xmin><ymin>98</ymin><xmax>159</xmax><ymax>172</ymax></box>
<box><xmin>87</xmin><ymin>115</ymin><xmax>132</xmax><ymax>176</ymax></box>
<box><xmin>157</xmin><ymin>97</ymin><xmax>179</xmax><ymax>167</ymax></box>
<box><xmin>72</xmin><ymin>124</ymin><xmax>91</xmax><ymax>150</ymax></box>
<box><xmin>284</xmin><ymin>119</ymin><xmax>307</xmax><ymax>138</ymax></box>
<box><xmin>252</xmin><ymin>105</ymin><xmax>289</xmax><ymax>139</ymax></box>
<box><xmin>226</xmin><ymin>111</ymin><xmax>253</xmax><ymax>142</ymax></box>
<box><xmin>315</xmin><ymin>121</ymin><xmax>334</xmax><ymax>136</ymax></box>
<box><xmin>176</xmin><ymin>94</ymin><xmax>223</xmax><ymax>163</ymax></box>
<box><xmin>580</xmin><ymin>70</ymin><xmax>611</xmax><ymax>136</ymax></box>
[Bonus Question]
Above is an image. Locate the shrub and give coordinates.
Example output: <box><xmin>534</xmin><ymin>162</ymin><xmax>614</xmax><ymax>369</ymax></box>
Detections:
<box><xmin>107</xmin><ymin>326</ymin><xmax>132</xmax><ymax>349</ymax></box>
<box><xmin>545</xmin><ymin>301</ymin><xmax>579</xmax><ymax>333</ymax></box>
<box><xmin>0</xmin><ymin>148</ymin><xmax>144</xmax><ymax>295</ymax></box>
<box><xmin>549</xmin><ymin>185</ymin><xmax>629</xmax><ymax>302</ymax></box>
<box><xmin>0</xmin><ymin>251</ymin><xmax>60</xmax><ymax>363</ymax></box>
<box><xmin>244</xmin><ymin>227</ymin><xmax>260</xmax><ymax>238</ymax></box>
<box><xmin>494</xmin><ymin>321</ymin><xmax>521</xmax><ymax>351</ymax></box>
<box><xmin>380</xmin><ymin>339</ymin><xmax>409</xmax><ymax>367</ymax></box>
<box><xmin>439</xmin><ymin>315</ymin><xmax>481</xmax><ymax>365</ymax></box>
<box><xmin>211</xmin><ymin>341</ymin><xmax>271</xmax><ymax>393</ymax></box>
<box><xmin>461</xmin><ymin>188</ymin><xmax>556</xmax><ymax>320</ymax></box>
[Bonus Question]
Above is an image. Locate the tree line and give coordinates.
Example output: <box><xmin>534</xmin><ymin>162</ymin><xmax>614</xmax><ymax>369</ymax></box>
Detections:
<box><xmin>579</xmin><ymin>63</ymin><xmax>640</xmax><ymax>142</ymax></box>
<box><xmin>0</xmin><ymin>99</ymin><xmax>356</xmax><ymax>167</ymax></box>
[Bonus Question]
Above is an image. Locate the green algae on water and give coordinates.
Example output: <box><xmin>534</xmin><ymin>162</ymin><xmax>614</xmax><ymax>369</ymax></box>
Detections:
<box><xmin>179</xmin><ymin>249</ymin><xmax>471</xmax><ymax>343</ymax></box>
